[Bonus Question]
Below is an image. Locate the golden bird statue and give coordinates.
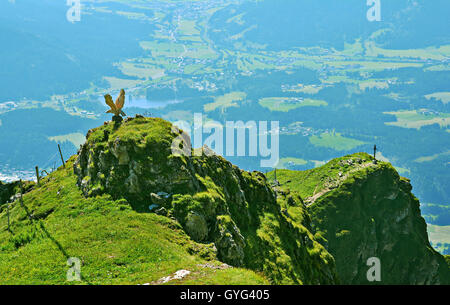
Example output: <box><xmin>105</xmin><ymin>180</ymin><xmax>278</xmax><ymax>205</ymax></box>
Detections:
<box><xmin>104</xmin><ymin>89</ymin><xmax>126</xmax><ymax>118</ymax></box>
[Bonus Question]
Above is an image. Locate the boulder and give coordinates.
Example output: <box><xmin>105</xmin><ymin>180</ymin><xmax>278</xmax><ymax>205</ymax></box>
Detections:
<box><xmin>185</xmin><ymin>212</ymin><xmax>209</xmax><ymax>242</ymax></box>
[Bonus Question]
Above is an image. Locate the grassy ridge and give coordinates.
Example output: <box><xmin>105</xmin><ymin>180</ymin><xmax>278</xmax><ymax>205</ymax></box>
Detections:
<box><xmin>0</xmin><ymin>157</ymin><xmax>267</xmax><ymax>285</ymax></box>
<box><xmin>267</xmin><ymin>153</ymin><xmax>374</xmax><ymax>200</ymax></box>
<box><xmin>268</xmin><ymin>153</ymin><xmax>450</xmax><ymax>284</ymax></box>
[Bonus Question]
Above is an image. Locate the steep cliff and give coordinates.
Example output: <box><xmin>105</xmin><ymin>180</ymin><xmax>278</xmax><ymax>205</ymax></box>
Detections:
<box><xmin>270</xmin><ymin>153</ymin><xmax>450</xmax><ymax>284</ymax></box>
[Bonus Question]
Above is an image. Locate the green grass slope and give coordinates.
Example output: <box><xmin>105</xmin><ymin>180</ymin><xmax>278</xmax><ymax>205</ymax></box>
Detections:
<box><xmin>0</xmin><ymin>158</ymin><xmax>267</xmax><ymax>285</ymax></box>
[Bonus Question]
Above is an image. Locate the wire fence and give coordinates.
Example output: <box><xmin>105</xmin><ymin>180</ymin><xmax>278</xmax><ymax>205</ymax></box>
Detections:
<box><xmin>2</xmin><ymin>144</ymin><xmax>66</xmax><ymax>232</ymax></box>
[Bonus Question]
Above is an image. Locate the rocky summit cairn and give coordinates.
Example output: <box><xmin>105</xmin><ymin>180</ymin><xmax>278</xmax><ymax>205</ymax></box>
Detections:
<box><xmin>104</xmin><ymin>89</ymin><xmax>126</xmax><ymax>125</ymax></box>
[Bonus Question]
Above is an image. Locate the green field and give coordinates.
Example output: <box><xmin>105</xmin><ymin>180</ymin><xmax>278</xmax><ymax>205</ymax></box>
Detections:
<box><xmin>103</xmin><ymin>77</ymin><xmax>143</xmax><ymax>91</ymax></box>
<box><xmin>414</xmin><ymin>150</ymin><xmax>450</xmax><ymax>163</ymax></box>
<box><xmin>178</xmin><ymin>20</ymin><xmax>201</xmax><ymax>36</ymax></box>
<box><xmin>282</xmin><ymin>84</ymin><xmax>325</xmax><ymax>95</ymax></box>
<box><xmin>365</xmin><ymin>42</ymin><xmax>450</xmax><ymax>61</ymax></box>
<box><xmin>204</xmin><ymin>92</ymin><xmax>246</xmax><ymax>112</ymax></box>
<box><xmin>425</xmin><ymin>92</ymin><xmax>450</xmax><ymax>104</ymax></box>
<box><xmin>276</xmin><ymin>157</ymin><xmax>308</xmax><ymax>169</ymax></box>
<box><xmin>384</xmin><ymin>110</ymin><xmax>450</xmax><ymax>129</ymax></box>
<box><xmin>48</xmin><ymin>133</ymin><xmax>86</xmax><ymax>148</ymax></box>
<box><xmin>140</xmin><ymin>41</ymin><xmax>185</xmax><ymax>57</ymax></box>
<box><xmin>309</xmin><ymin>131</ymin><xmax>366</xmax><ymax>151</ymax></box>
<box><xmin>428</xmin><ymin>224</ymin><xmax>450</xmax><ymax>254</ymax></box>
<box><xmin>117</xmin><ymin>62</ymin><xmax>165</xmax><ymax>80</ymax></box>
<box><xmin>259</xmin><ymin>97</ymin><xmax>327</xmax><ymax>112</ymax></box>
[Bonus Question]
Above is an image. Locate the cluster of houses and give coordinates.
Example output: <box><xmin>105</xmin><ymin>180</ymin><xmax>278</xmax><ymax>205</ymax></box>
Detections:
<box><xmin>280</xmin><ymin>122</ymin><xmax>326</xmax><ymax>137</ymax></box>
<box><xmin>0</xmin><ymin>102</ymin><xmax>17</xmax><ymax>113</ymax></box>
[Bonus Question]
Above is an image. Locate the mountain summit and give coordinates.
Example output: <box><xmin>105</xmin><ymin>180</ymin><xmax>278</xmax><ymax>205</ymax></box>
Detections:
<box><xmin>270</xmin><ymin>154</ymin><xmax>450</xmax><ymax>284</ymax></box>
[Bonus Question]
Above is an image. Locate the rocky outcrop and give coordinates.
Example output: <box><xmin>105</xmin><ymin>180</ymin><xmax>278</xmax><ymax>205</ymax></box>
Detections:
<box><xmin>73</xmin><ymin>116</ymin><xmax>338</xmax><ymax>284</ymax></box>
<box><xmin>0</xmin><ymin>180</ymin><xmax>34</xmax><ymax>206</ymax></box>
<box><xmin>307</xmin><ymin>159</ymin><xmax>450</xmax><ymax>284</ymax></box>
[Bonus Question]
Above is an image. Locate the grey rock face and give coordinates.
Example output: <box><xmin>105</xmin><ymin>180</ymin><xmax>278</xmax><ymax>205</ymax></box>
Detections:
<box><xmin>215</xmin><ymin>216</ymin><xmax>245</xmax><ymax>266</ymax></box>
<box><xmin>185</xmin><ymin>212</ymin><xmax>209</xmax><ymax>242</ymax></box>
<box><xmin>73</xmin><ymin>119</ymin><xmax>199</xmax><ymax>211</ymax></box>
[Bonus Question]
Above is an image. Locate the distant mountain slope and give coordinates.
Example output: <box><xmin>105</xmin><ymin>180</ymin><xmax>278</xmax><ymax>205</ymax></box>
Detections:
<box><xmin>0</xmin><ymin>0</ymin><xmax>151</xmax><ymax>101</ymax></box>
<box><xmin>0</xmin><ymin>108</ymin><xmax>102</xmax><ymax>169</ymax></box>
<box><xmin>209</xmin><ymin>0</ymin><xmax>450</xmax><ymax>50</ymax></box>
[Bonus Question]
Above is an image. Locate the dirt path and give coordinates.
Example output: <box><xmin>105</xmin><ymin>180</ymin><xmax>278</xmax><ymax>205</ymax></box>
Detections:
<box><xmin>305</xmin><ymin>162</ymin><xmax>377</xmax><ymax>206</ymax></box>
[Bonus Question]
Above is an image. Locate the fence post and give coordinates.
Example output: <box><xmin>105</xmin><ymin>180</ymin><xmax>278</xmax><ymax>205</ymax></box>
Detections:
<box><xmin>7</xmin><ymin>202</ymin><xmax>10</xmax><ymax>232</ymax></box>
<box><xmin>58</xmin><ymin>144</ymin><xmax>65</xmax><ymax>168</ymax></box>
<box><xmin>35</xmin><ymin>166</ymin><xmax>40</xmax><ymax>186</ymax></box>
<box><xmin>19</xmin><ymin>180</ymin><xmax>32</xmax><ymax>221</ymax></box>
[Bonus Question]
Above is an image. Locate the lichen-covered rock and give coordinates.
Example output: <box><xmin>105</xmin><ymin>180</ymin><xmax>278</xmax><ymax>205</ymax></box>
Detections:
<box><xmin>185</xmin><ymin>212</ymin><xmax>209</xmax><ymax>242</ymax></box>
<box><xmin>73</xmin><ymin>116</ymin><xmax>199</xmax><ymax>210</ymax></box>
<box><xmin>215</xmin><ymin>215</ymin><xmax>245</xmax><ymax>266</ymax></box>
